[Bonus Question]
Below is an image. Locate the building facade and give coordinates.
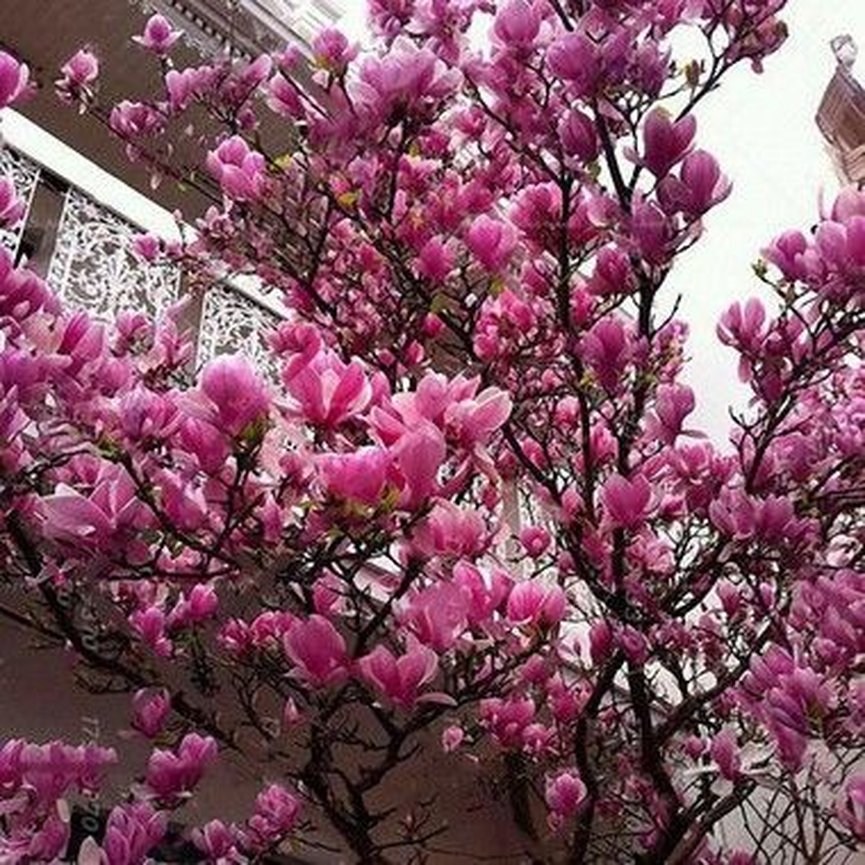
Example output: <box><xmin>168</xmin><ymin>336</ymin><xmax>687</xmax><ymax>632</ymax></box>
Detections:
<box><xmin>816</xmin><ymin>34</ymin><xmax>865</xmax><ymax>184</ymax></box>
<box><xmin>0</xmin><ymin>0</ymin><xmax>350</xmax><ymax>376</ymax></box>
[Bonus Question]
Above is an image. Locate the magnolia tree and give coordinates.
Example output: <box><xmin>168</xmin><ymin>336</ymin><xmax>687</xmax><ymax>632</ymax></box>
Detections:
<box><xmin>1</xmin><ymin>0</ymin><xmax>864</xmax><ymax>862</ymax></box>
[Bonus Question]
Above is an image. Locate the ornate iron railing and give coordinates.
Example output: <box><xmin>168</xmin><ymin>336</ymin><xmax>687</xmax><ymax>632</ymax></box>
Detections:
<box><xmin>0</xmin><ymin>141</ymin><xmax>286</xmax><ymax>374</ymax></box>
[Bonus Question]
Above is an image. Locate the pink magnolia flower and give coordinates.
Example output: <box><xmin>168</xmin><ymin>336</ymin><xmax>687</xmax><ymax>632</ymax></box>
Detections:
<box><xmin>165</xmin><ymin>65</ymin><xmax>216</xmax><ymax>112</ymax></box>
<box><xmin>318</xmin><ymin>447</ymin><xmax>390</xmax><ymax>506</ymax></box>
<box><xmin>145</xmin><ymin>733</ymin><xmax>217</xmax><ymax>799</ymax></box>
<box><xmin>0</xmin><ymin>177</ymin><xmax>25</xmax><ymax>227</ymax></box>
<box><xmin>559</xmin><ymin>109</ymin><xmax>600</xmax><ymax>164</ymax></box>
<box><xmin>1</xmin><ymin>739</ymin><xmax>117</xmax><ymax>802</ymax></box>
<box><xmin>0</xmin><ymin>247</ymin><xmax>55</xmax><ymax>320</ymax></box>
<box><xmin>639</xmin><ymin>109</ymin><xmax>697</xmax><ymax>178</ymax></box>
<box><xmin>23</xmin><ymin>816</ymin><xmax>69</xmax><ymax>861</ymax></box>
<box><xmin>283</xmin><ymin>349</ymin><xmax>372</xmax><ymax>428</ymax></box>
<box><xmin>519</xmin><ymin>525</ymin><xmax>551</xmax><ymax>558</ymax></box>
<box><xmin>56</xmin><ymin>49</ymin><xmax>99</xmax><ymax>104</ymax></box>
<box><xmin>445</xmin><ymin>385</ymin><xmax>512</xmax><ymax>449</ymax></box>
<box><xmin>368</xmin><ymin>0</ymin><xmax>414</xmax><ymax>37</ymax></box>
<box><xmin>357</xmin><ymin>640</ymin><xmax>439</xmax><ymax>709</ymax></box>
<box><xmin>587</xmin><ymin>245</ymin><xmax>633</xmax><ymax>296</ymax></box>
<box><xmin>658</xmin><ymin>150</ymin><xmax>731</xmax><ymax>217</ymax></box>
<box><xmin>415</xmin><ymin>235</ymin><xmax>456</xmax><ymax>283</ymax></box>
<box><xmin>200</xmin><ymin>354</ymin><xmax>269</xmax><ymax>437</ymax></box>
<box><xmin>354</xmin><ymin>38</ymin><xmax>461</xmax><ymax>118</ymax></box>
<box><xmin>493</xmin><ymin>0</ymin><xmax>541</xmax><ymax>47</ymax></box>
<box><xmin>506</xmin><ymin>580</ymin><xmax>566</xmax><ymax>628</ymax></box>
<box><xmin>0</xmin><ymin>51</ymin><xmax>29</xmax><ymax>108</ymax></box>
<box><xmin>441</xmin><ymin>725</ymin><xmax>465</xmax><ymax>752</ymax></box>
<box><xmin>762</xmin><ymin>230</ymin><xmax>808</xmax><ymax>281</ymax></box>
<box><xmin>466</xmin><ymin>215</ymin><xmax>517</xmax><ymax>273</ymax></box>
<box><xmin>522</xmin><ymin>722</ymin><xmax>556</xmax><ymax>756</ymax></box>
<box><xmin>581</xmin><ymin>317</ymin><xmax>631</xmax><ymax>392</ymax></box>
<box><xmin>119</xmin><ymin>388</ymin><xmax>178</xmax><ymax>442</ymax></box>
<box><xmin>589</xmin><ymin>619</ymin><xmax>614</xmax><ymax>664</ymax></box>
<box><xmin>717</xmin><ymin>298</ymin><xmax>767</xmax><ymax>382</ymax></box>
<box><xmin>649</xmin><ymin>383</ymin><xmax>697</xmax><ymax>444</ymax></box>
<box><xmin>40</xmin><ymin>469</ymin><xmax>148</xmax><ymax>554</ymax></box>
<box><xmin>511</xmin><ymin>184</ymin><xmax>563</xmax><ymax>250</ymax></box>
<box><xmin>618</xmin><ymin>626</ymin><xmax>649</xmax><ymax>664</ymax></box>
<box><xmin>131</xmin><ymin>233</ymin><xmax>161</xmax><ymax>262</ymax></box>
<box><xmin>479</xmin><ymin>697</ymin><xmax>536</xmax><ymax>747</ymax></box>
<box><xmin>205</xmin><ymin>136</ymin><xmax>266</xmax><ymax>202</ymax></box>
<box><xmin>708</xmin><ymin>490</ymin><xmax>801</xmax><ymax>545</ymax></box>
<box><xmin>401</xmin><ymin>582</ymin><xmax>469</xmax><ymax>651</ymax></box>
<box><xmin>283</xmin><ymin>615</ymin><xmax>349</xmax><ymax>687</ymax></box>
<box><xmin>393</xmin><ymin>423</ymin><xmax>446</xmax><ymax>508</ymax></box>
<box><xmin>132</xmin><ymin>13</ymin><xmax>183</xmax><ymax>54</ymax></box>
<box><xmin>180</xmin><ymin>417</ymin><xmax>229</xmax><ymax>474</ymax></box>
<box><xmin>545</xmin><ymin>770</ymin><xmax>587</xmax><ymax>828</ymax></box>
<box><xmin>549</xmin><ymin>679</ymin><xmax>583</xmax><ymax>723</ymax></box>
<box><xmin>601</xmin><ymin>473</ymin><xmax>653</xmax><ymax>530</ymax></box>
<box><xmin>129</xmin><ymin>607</ymin><xmax>173</xmax><ymax>658</ymax></box>
<box><xmin>131</xmin><ymin>688</ymin><xmax>171</xmax><ymax>738</ymax></box>
<box><xmin>453</xmin><ymin>561</ymin><xmax>512</xmax><ymax>627</ymax></box>
<box><xmin>312</xmin><ymin>28</ymin><xmax>358</xmax><ymax>72</ymax></box>
<box><xmin>838</xmin><ymin>774</ymin><xmax>865</xmax><ymax>840</ymax></box>
<box><xmin>245</xmin><ymin>783</ymin><xmax>302</xmax><ymax>851</ymax></box>
<box><xmin>193</xmin><ymin>819</ymin><xmax>239</xmax><ymax>861</ymax></box>
<box><xmin>710</xmin><ymin>728</ymin><xmax>741</xmax><ymax>780</ymax></box>
<box><xmin>228</xmin><ymin>54</ymin><xmax>273</xmax><ymax>101</ymax></box>
<box><xmin>377</xmin><ymin>372</ymin><xmax>508</xmax><ymax>449</ymax></box>
<box><xmin>630</xmin><ymin>198</ymin><xmax>673</xmax><ymax>264</ymax></box>
<box><xmin>109</xmin><ymin>100</ymin><xmax>165</xmax><ymax>138</ymax></box>
<box><xmin>410</xmin><ymin>500</ymin><xmax>488</xmax><ymax>558</ymax></box>
<box><xmin>169</xmin><ymin>584</ymin><xmax>219</xmax><ymax>629</ymax></box>
<box><xmin>266</xmin><ymin>72</ymin><xmax>304</xmax><ymax>118</ymax></box>
<box><xmin>547</xmin><ymin>33</ymin><xmax>599</xmax><ymax>96</ymax></box>
<box><xmin>101</xmin><ymin>802</ymin><xmax>167</xmax><ymax>865</ymax></box>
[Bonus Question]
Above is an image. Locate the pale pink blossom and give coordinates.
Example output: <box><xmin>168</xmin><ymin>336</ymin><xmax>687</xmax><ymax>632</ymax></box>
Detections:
<box><xmin>545</xmin><ymin>770</ymin><xmax>587</xmax><ymax>829</ymax></box>
<box><xmin>205</xmin><ymin>136</ymin><xmax>267</xmax><ymax>202</ymax></box>
<box><xmin>547</xmin><ymin>33</ymin><xmax>599</xmax><ymax>96</ymax></box>
<box><xmin>132</xmin><ymin>13</ymin><xmax>183</xmax><ymax>54</ymax></box>
<box><xmin>146</xmin><ymin>733</ymin><xmax>217</xmax><ymax>800</ymax></box>
<box><xmin>506</xmin><ymin>581</ymin><xmax>566</xmax><ymax>628</ymax></box>
<box><xmin>312</xmin><ymin>28</ymin><xmax>358</xmax><ymax>72</ymax></box>
<box><xmin>838</xmin><ymin>774</ymin><xmax>865</xmax><ymax>840</ymax></box>
<box><xmin>200</xmin><ymin>354</ymin><xmax>269</xmax><ymax>437</ymax></box>
<box><xmin>318</xmin><ymin>447</ymin><xmax>390</xmax><ymax>506</ymax></box>
<box><xmin>466</xmin><ymin>215</ymin><xmax>517</xmax><ymax>273</ymax></box>
<box><xmin>131</xmin><ymin>688</ymin><xmax>171</xmax><ymax>738</ymax></box>
<box><xmin>638</xmin><ymin>109</ymin><xmax>697</xmax><ymax>178</ymax></box>
<box><xmin>283</xmin><ymin>349</ymin><xmax>372</xmax><ymax>428</ymax></box>
<box><xmin>0</xmin><ymin>51</ymin><xmax>29</xmax><ymax>108</ymax></box>
<box><xmin>357</xmin><ymin>640</ymin><xmax>439</xmax><ymax>709</ymax></box>
<box><xmin>493</xmin><ymin>0</ymin><xmax>540</xmax><ymax>47</ymax></box>
<box><xmin>441</xmin><ymin>725</ymin><xmax>465</xmax><ymax>752</ymax></box>
<box><xmin>56</xmin><ymin>49</ymin><xmax>99</xmax><ymax>105</ymax></box>
<box><xmin>0</xmin><ymin>177</ymin><xmax>25</xmax><ymax>227</ymax></box>
<box><xmin>401</xmin><ymin>582</ymin><xmax>469</xmax><ymax>651</ymax></box>
<box><xmin>244</xmin><ymin>783</ymin><xmax>302</xmax><ymax>851</ymax></box>
<box><xmin>283</xmin><ymin>615</ymin><xmax>349</xmax><ymax>687</ymax></box>
<box><xmin>601</xmin><ymin>473</ymin><xmax>652</xmax><ymax>530</ymax></box>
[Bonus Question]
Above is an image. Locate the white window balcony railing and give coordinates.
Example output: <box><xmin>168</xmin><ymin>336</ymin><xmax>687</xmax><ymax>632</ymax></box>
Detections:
<box><xmin>0</xmin><ymin>110</ymin><xmax>286</xmax><ymax>379</ymax></box>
